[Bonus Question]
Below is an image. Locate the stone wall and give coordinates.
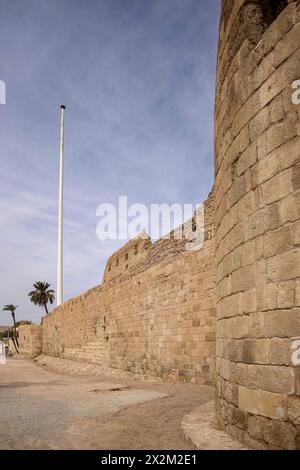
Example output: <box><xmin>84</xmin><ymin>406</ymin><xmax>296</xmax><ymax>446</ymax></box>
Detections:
<box><xmin>215</xmin><ymin>0</ymin><xmax>300</xmax><ymax>449</ymax></box>
<box><xmin>18</xmin><ymin>1</ymin><xmax>300</xmax><ymax>449</ymax></box>
<box><xmin>19</xmin><ymin>325</ymin><xmax>42</xmax><ymax>358</ymax></box>
<box><xmin>42</xmin><ymin>192</ymin><xmax>217</xmax><ymax>384</ymax></box>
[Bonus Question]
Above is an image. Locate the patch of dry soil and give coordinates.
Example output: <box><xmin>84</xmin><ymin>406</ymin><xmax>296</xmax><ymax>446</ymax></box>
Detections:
<box><xmin>0</xmin><ymin>358</ymin><xmax>214</xmax><ymax>450</ymax></box>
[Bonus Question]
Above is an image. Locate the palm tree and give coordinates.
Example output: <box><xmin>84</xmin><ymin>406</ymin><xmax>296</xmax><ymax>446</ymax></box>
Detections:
<box><xmin>2</xmin><ymin>304</ymin><xmax>19</xmax><ymax>352</ymax></box>
<box><xmin>28</xmin><ymin>282</ymin><xmax>55</xmax><ymax>314</ymax></box>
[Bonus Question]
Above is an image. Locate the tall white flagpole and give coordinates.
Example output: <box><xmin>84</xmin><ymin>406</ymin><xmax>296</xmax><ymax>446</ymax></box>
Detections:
<box><xmin>57</xmin><ymin>105</ymin><xmax>65</xmax><ymax>307</ymax></box>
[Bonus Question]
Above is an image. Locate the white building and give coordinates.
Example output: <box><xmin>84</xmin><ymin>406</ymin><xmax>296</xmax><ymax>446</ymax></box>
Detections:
<box><xmin>0</xmin><ymin>340</ymin><xmax>6</xmax><ymax>364</ymax></box>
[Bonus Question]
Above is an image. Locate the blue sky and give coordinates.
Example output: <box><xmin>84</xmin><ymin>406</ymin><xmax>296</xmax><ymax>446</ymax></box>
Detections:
<box><xmin>0</xmin><ymin>0</ymin><xmax>220</xmax><ymax>325</ymax></box>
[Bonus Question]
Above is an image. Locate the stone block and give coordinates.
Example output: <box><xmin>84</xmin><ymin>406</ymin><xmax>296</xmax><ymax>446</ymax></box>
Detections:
<box><xmin>267</xmin><ymin>249</ymin><xmax>300</xmax><ymax>282</ymax></box>
<box><xmin>273</xmin><ymin>21</ymin><xmax>300</xmax><ymax>68</ymax></box>
<box><xmin>293</xmin><ymin>220</ymin><xmax>300</xmax><ymax>246</ymax></box>
<box><xmin>278</xmin><ymin>136</ymin><xmax>300</xmax><ymax>171</ymax></box>
<box><xmin>249</xmin><ymin>107</ymin><xmax>270</xmax><ymax>143</ymax></box>
<box><xmin>263</xmin><ymin>420</ymin><xmax>297</xmax><ymax>450</ymax></box>
<box><xmin>296</xmin><ymin>280</ymin><xmax>300</xmax><ymax>307</ymax></box>
<box><xmin>229</xmin><ymin>222</ymin><xmax>245</xmax><ymax>252</ymax></box>
<box><xmin>264</xmin><ymin>309</ymin><xmax>300</xmax><ymax>338</ymax></box>
<box><xmin>232</xmin><ymin>246</ymin><xmax>242</xmax><ymax>272</ymax></box>
<box><xmin>243</xmin><ymin>433</ymin><xmax>268</xmax><ymax>450</ymax></box>
<box><xmin>263</xmin><ymin>226</ymin><xmax>293</xmax><ymax>259</ymax></box>
<box><xmin>262</xmin><ymin>169</ymin><xmax>293</xmax><ymax>205</ymax></box>
<box><xmin>292</xmin><ymin>163</ymin><xmax>300</xmax><ymax>191</ymax></box>
<box><xmin>259</xmin><ymin>66</ymin><xmax>286</xmax><ymax>109</ymax></box>
<box><xmin>230</xmin><ymin>361</ymin><xmax>247</xmax><ymax>386</ymax></box>
<box><xmin>231</xmin><ymin>265</ymin><xmax>255</xmax><ymax>294</ymax></box>
<box><xmin>266</xmin><ymin>112</ymin><xmax>298</xmax><ymax>155</ymax></box>
<box><xmin>236</xmin><ymin>142</ymin><xmax>257</xmax><ymax>176</ymax></box>
<box><xmin>248</xmin><ymin>204</ymin><xmax>280</xmax><ymax>240</ymax></box>
<box><xmin>247</xmin><ymin>414</ymin><xmax>269</xmax><ymax>441</ymax></box>
<box><xmin>250</xmin><ymin>50</ymin><xmax>274</xmax><ymax>94</ymax></box>
<box><xmin>222</xmin><ymin>379</ymin><xmax>239</xmax><ymax>407</ymax></box>
<box><xmin>241</xmin><ymin>288</ymin><xmax>257</xmax><ymax>314</ymax></box>
<box><xmin>262</xmin><ymin>2</ymin><xmax>296</xmax><ymax>57</ymax></box>
<box><xmin>236</xmin><ymin>191</ymin><xmax>256</xmax><ymax>221</ymax></box>
<box><xmin>241</xmin><ymin>339</ymin><xmax>269</xmax><ymax>364</ymax></box>
<box><xmin>269</xmin><ymin>338</ymin><xmax>296</xmax><ymax>366</ymax></box>
<box><xmin>217</xmin><ymin>293</ymin><xmax>242</xmax><ymax>319</ymax></box>
<box><xmin>232</xmin><ymin>175</ymin><xmax>247</xmax><ymax>206</ymax></box>
<box><xmin>225</xmin><ymin>339</ymin><xmax>242</xmax><ymax>362</ymax></box>
<box><xmin>287</xmin><ymin>396</ymin><xmax>300</xmax><ymax>425</ymax></box>
<box><xmin>232</xmin><ymin>92</ymin><xmax>260</xmax><ymax>138</ymax></box>
<box><xmin>279</xmin><ymin>193</ymin><xmax>298</xmax><ymax>224</ymax></box>
<box><xmin>256</xmin><ymin>132</ymin><xmax>267</xmax><ymax>160</ymax></box>
<box><xmin>239</xmin><ymin>125</ymin><xmax>250</xmax><ymax>153</ymax></box>
<box><xmin>277</xmin><ymin>281</ymin><xmax>295</xmax><ymax>308</ymax></box>
<box><xmin>231</xmin><ymin>406</ymin><xmax>247</xmax><ymax>429</ymax></box>
<box><xmin>248</xmin><ymin>312</ymin><xmax>265</xmax><ymax>339</ymax></box>
<box><xmin>270</xmin><ymin>95</ymin><xmax>284</xmax><ymax>124</ymax></box>
<box><xmin>239</xmin><ymin>386</ymin><xmax>286</xmax><ymax>419</ymax></box>
<box><xmin>246</xmin><ymin>364</ymin><xmax>294</xmax><ymax>394</ymax></box>
<box><xmin>257</xmin><ymin>283</ymin><xmax>277</xmax><ymax>311</ymax></box>
<box><xmin>241</xmin><ymin>240</ymin><xmax>256</xmax><ymax>266</ymax></box>
<box><xmin>251</xmin><ymin>151</ymin><xmax>280</xmax><ymax>187</ymax></box>
<box><xmin>295</xmin><ymin>368</ymin><xmax>300</xmax><ymax>397</ymax></box>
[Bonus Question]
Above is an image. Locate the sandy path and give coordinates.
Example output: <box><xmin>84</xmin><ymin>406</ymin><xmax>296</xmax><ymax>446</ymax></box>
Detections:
<box><xmin>0</xmin><ymin>358</ymin><xmax>214</xmax><ymax>449</ymax></box>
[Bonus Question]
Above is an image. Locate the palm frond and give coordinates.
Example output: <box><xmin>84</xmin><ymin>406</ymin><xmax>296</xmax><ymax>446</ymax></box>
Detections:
<box><xmin>2</xmin><ymin>304</ymin><xmax>17</xmax><ymax>313</ymax></box>
<box><xmin>28</xmin><ymin>282</ymin><xmax>55</xmax><ymax>311</ymax></box>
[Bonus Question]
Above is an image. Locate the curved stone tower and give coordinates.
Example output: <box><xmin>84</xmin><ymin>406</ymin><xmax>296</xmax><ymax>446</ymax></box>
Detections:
<box><xmin>215</xmin><ymin>0</ymin><xmax>300</xmax><ymax>449</ymax></box>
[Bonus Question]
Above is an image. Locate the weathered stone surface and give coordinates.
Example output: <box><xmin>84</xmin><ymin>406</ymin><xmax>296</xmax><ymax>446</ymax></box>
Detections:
<box><xmin>263</xmin><ymin>226</ymin><xmax>292</xmax><ymax>259</ymax></box>
<box><xmin>277</xmin><ymin>281</ymin><xmax>295</xmax><ymax>309</ymax></box>
<box><xmin>269</xmin><ymin>338</ymin><xmax>296</xmax><ymax>366</ymax></box>
<box><xmin>231</xmin><ymin>265</ymin><xmax>255</xmax><ymax>294</ymax></box>
<box><xmin>248</xmin><ymin>204</ymin><xmax>280</xmax><ymax>240</ymax></box>
<box><xmin>263</xmin><ymin>420</ymin><xmax>297</xmax><ymax>450</ymax></box>
<box><xmin>247</xmin><ymin>364</ymin><xmax>294</xmax><ymax>394</ymax></box>
<box><xmin>256</xmin><ymin>283</ymin><xmax>277</xmax><ymax>311</ymax></box>
<box><xmin>266</xmin><ymin>113</ymin><xmax>298</xmax><ymax>155</ymax></box>
<box><xmin>287</xmin><ymin>396</ymin><xmax>300</xmax><ymax>425</ymax></box>
<box><xmin>264</xmin><ymin>309</ymin><xmax>300</xmax><ymax>338</ymax></box>
<box><xmin>241</xmin><ymin>339</ymin><xmax>269</xmax><ymax>364</ymax></box>
<box><xmin>267</xmin><ymin>250</ymin><xmax>300</xmax><ymax>282</ymax></box>
<box><xmin>293</xmin><ymin>163</ymin><xmax>300</xmax><ymax>191</ymax></box>
<box><xmin>247</xmin><ymin>415</ymin><xmax>269</xmax><ymax>441</ymax></box>
<box><xmin>19</xmin><ymin>325</ymin><xmax>42</xmax><ymax>358</ymax></box>
<box><xmin>239</xmin><ymin>386</ymin><xmax>286</xmax><ymax>420</ymax></box>
<box><xmin>215</xmin><ymin>0</ymin><xmax>300</xmax><ymax>450</ymax></box>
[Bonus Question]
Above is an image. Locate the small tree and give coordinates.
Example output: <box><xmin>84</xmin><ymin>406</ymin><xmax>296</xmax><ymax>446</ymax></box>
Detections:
<box><xmin>28</xmin><ymin>282</ymin><xmax>55</xmax><ymax>314</ymax></box>
<box><xmin>15</xmin><ymin>320</ymin><xmax>33</xmax><ymax>327</ymax></box>
<box><xmin>2</xmin><ymin>304</ymin><xmax>19</xmax><ymax>352</ymax></box>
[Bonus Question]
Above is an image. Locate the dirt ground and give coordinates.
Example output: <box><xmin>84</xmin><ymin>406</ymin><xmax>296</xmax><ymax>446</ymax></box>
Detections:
<box><xmin>0</xmin><ymin>358</ymin><xmax>214</xmax><ymax>450</ymax></box>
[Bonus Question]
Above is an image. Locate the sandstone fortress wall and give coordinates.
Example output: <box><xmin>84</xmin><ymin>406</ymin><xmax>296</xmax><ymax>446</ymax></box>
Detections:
<box><xmin>19</xmin><ymin>0</ymin><xmax>300</xmax><ymax>450</ymax></box>
<box><xmin>19</xmin><ymin>325</ymin><xmax>42</xmax><ymax>358</ymax></box>
<box><xmin>41</xmin><ymin>193</ymin><xmax>216</xmax><ymax>384</ymax></box>
<box><xmin>215</xmin><ymin>0</ymin><xmax>300</xmax><ymax>449</ymax></box>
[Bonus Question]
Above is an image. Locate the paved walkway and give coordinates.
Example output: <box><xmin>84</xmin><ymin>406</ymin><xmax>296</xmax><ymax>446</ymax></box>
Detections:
<box><xmin>0</xmin><ymin>358</ymin><xmax>214</xmax><ymax>450</ymax></box>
